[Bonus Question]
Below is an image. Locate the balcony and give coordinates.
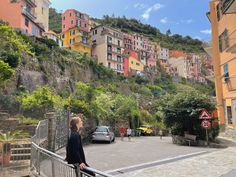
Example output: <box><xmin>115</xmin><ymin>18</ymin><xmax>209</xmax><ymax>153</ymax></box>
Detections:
<box><xmin>221</xmin><ymin>0</ymin><xmax>236</xmax><ymax>14</ymax></box>
<box><xmin>225</xmin><ymin>76</ymin><xmax>236</xmax><ymax>91</ymax></box>
<box><xmin>226</xmin><ymin>29</ymin><xmax>236</xmax><ymax>53</ymax></box>
<box><xmin>22</xmin><ymin>8</ymin><xmax>36</xmax><ymax>21</ymax></box>
<box><xmin>25</xmin><ymin>0</ymin><xmax>37</xmax><ymax>7</ymax></box>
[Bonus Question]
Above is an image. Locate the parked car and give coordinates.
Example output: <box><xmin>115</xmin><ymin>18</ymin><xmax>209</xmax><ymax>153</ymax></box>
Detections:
<box><xmin>92</xmin><ymin>126</ymin><xmax>115</xmax><ymax>143</ymax></box>
<box><xmin>137</xmin><ymin>125</ymin><xmax>153</xmax><ymax>136</ymax></box>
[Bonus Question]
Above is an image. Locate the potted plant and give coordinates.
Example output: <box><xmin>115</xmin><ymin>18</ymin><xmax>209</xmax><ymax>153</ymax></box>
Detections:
<box><xmin>0</xmin><ymin>130</ymin><xmax>28</xmax><ymax>165</ymax></box>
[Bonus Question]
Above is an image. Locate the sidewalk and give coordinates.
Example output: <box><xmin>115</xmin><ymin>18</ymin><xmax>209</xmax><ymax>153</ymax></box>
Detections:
<box><xmin>117</xmin><ymin>147</ymin><xmax>236</xmax><ymax>177</ymax></box>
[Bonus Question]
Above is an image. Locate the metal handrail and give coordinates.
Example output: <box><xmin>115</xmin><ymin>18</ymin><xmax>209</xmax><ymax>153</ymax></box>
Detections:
<box><xmin>32</xmin><ymin>142</ymin><xmax>114</xmax><ymax>177</ymax></box>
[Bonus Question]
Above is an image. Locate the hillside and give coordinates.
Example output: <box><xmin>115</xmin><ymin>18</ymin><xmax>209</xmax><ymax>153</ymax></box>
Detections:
<box><xmin>48</xmin><ymin>8</ymin><xmax>204</xmax><ymax>53</ymax></box>
<box><xmin>0</xmin><ymin>22</ymin><xmax>214</xmax><ymax>132</ymax></box>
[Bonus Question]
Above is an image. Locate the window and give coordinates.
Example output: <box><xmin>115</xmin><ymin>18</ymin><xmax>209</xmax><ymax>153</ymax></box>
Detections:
<box><xmin>95</xmin><ymin>29</ymin><xmax>97</xmax><ymax>35</ymax></box>
<box><xmin>85</xmin><ymin>24</ymin><xmax>87</xmax><ymax>28</ymax></box>
<box><xmin>108</xmin><ymin>62</ymin><xmax>111</xmax><ymax>68</ymax></box>
<box><xmin>227</xmin><ymin>106</ymin><xmax>233</xmax><ymax>124</ymax></box>
<box><xmin>118</xmin><ymin>40</ymin><xmax>120</xmax><ymax>47</ymax></box>
<box><xmin>63</xmin><ymin>16</ymin><xmax>65</xmax><ymax>20</ymax></box>
<box><xmin>219</xmin><ymin>29</ymin><xmax>229</xmax><ymax>52</ymax></box>
<box><xmin>223</xmin><ymin>63</ymin><xmax>229</xmax><ymax>78</ymax></box>
<box><xmin>216</xmin><ymin>4</ymin><xmax>221</xmax><ymax>21</ymax></box>
<box><xmin>71</xmin><ymin>20</ymin><xmax>73</xmax><ymax>25</ymax></box>
<box><xmin>70</xmin><ymin>13</ymin><xmax>72</xmax><ymax>17</ymax></box>
<box><xmin>107</xmin><ymin>36</ymin><xmax>112</xmax><ymax>43</ymax></box>
<box><xmin>25</xmin><ymin>18</ymin><xmax>29</xmax><ymax>27</ymax></box>
<box><xmin>63</xmin><ymin>25</ymin><xmax>65</xmax><ymax>29</ymax></box>
<box><xmin>61</xmin><ymin>34</ymin><xmax>65</xmax><ymax>39</ymax></box>
<box><xmin>42</xmin><ymin>7</ymin><xmax>44</xmax><ymax>14</ymax></box>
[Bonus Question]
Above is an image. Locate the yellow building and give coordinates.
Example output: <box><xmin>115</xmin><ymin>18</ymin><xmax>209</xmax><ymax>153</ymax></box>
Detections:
<box><xmin>129</xmin><ymin>56</ymin><xmax>144</xmax><ymax>73</ymax></box>
<box><xmin>35</xmin><ymin>0</ymin><xmax>51</xmax><ymax>32</ymax></box>
<box><xmin>208</xmin><ymin>0</ymin><xmax>236</xmax><ymax>130</ymax></box>
<box><xmin>60</xmin><ymin>27</ymin><xmax>91</xmax><ymax>55</ymax></box>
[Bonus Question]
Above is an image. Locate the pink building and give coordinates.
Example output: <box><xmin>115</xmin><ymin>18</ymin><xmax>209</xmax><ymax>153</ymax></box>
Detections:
<box><xmin>62</xmin><ymin>9</ymin><xmax>90</xmax><ymax>33</ymax></box>
<box><xmin>122</xmin><ymin>33</ymin><xmax>133</xmax><ymax>52</ymax></box>
<box><xmin>0</xmin><ymin>0</ymin><xmax>44</xmax><ymax>37</ymax></box>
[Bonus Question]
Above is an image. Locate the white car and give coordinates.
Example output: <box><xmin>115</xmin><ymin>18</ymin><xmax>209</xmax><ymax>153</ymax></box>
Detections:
<box><xmin>92</xmin><ymin>126</ymin><xmax>115</xmax><ymax>143</ymax></box>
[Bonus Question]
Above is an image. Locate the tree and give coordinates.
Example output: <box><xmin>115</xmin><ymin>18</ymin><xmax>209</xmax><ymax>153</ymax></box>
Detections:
<box><xmin>0</xmin><ymin>60</ymin><xmax>14</xmax><ymax>84</ymax></box>
<box><xmin>157</xmin><ymin>90</ymin><xmax>219</xmax><ymax>140</ymax></box>
<box><xmin>166</xmin><ymin>29</ymin><xmax>171</xmax><ymax>36</ymax></box>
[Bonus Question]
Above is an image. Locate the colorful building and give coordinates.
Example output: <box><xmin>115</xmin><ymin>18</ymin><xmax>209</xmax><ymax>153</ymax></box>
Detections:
<box><xmin>60</xmin><ymin>27</ymin><xmax>91</xmax><ymax>55</ymax></box>
<box><xmin>0</xmin><ymin>0</ymin><xmax>44</xmax><ymax>37</ymax></box>
<box><xmin>123</xmin><ymin>51</ymin><xmax>144</xmax><ymax>76</ymax></box>
<box><xmin>43</xmin><ymin>30</ymin><xmax>62</xmax><ymax>47</ymax></box>
<box><xmin>62</xmin><ymin>9</ymin><xmax>90</xmax><ymax>33</ymax></box>
<box><xmin>208</xmin><ymin>0</ymin><xmax>236</xmax><ymax>128</ymax></box>
<box><xmin>35</xmin><ymin>0</ymin><xmax>51</xmax><ymax>32</ymax></box>
<box><xmin>91</xmin><ymin>25</ymin><xmax>124</xmax><ymax>74</ymax></box>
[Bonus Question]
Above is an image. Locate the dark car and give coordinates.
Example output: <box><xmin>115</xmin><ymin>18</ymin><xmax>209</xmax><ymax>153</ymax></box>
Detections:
<box><xmin>92</xmin><ymin>126</ymin><xmax>115</xmax><ymax>143</ymax></box>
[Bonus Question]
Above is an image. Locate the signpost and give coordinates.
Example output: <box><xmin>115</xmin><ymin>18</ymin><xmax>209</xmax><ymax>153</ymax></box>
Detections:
<box><xmin>199</xmin><ymin>109</ymin><xmax>212</xmax><ymax>146</ymax></box>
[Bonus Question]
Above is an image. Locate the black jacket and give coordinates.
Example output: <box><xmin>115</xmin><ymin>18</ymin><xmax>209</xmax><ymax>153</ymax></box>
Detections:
<box><xmin>66</xmin><ymin>131</ymin><xmax>86</xmax><ymax>165</ymax></box>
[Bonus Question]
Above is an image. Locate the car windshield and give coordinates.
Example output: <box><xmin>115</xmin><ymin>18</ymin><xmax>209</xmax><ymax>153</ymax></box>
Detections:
<box><xmin>95</xmin><ymin>127</ymin><xmax>108</xmax><ymax>132</ymax></box>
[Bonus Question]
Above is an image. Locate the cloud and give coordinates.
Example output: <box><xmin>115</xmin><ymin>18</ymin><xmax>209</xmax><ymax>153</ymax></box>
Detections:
<box><xmin>200</xmin><ymin>29</ymin><xmax>212</xmax><ymax>34</ymax></box>
<box><xmin>181</xmin><ymin>19</ymin><xmax>193</xmax><ymax>24</ymax></box>
<box><xmin>134</xmin><ymin>3</ymin><xmax>146</xmax><ymax>10</ymax></box>
<box><xmin>160</xmin><ymin>17</ymin><xmax>168</xmax><ymax>24</ymax></box>
<box><xmin>142</xmin><ymin>3</ymin><xmax>164</xmax><ymax>20</ymax></box>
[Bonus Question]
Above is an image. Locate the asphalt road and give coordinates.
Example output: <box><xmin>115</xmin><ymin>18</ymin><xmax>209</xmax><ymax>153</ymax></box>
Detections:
<box><xmin>58</xmin><ymin>136</ymin><xmax>218</xmax><ymax>172</ymax></box>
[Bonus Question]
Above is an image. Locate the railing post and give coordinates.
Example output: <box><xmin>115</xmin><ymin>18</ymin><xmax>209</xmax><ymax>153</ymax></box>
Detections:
<box><xmin>37</xmin><ymin>149</ymin><xmax>40</xmax><ymax>175</ymax></box>
<box><xmin>46</xmin><ymin>112</ymin><xmax>56</xmax><ymax>152</ymax></box>
<box><xmin>51</xmin><ymin>157</ymin><xmax>55</xmax><ymax>177</ymax></box>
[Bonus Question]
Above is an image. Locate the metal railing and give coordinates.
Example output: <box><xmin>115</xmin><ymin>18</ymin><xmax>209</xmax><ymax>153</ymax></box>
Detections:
<box><xmin>31</xmin><ymin>142</ymin><xmax>114</xmax><ymax>177</ymax></box>
<box><xmin>32</xmin><ymin>120</ymin><xmax>48</xmax><ymax>146</ymax></box>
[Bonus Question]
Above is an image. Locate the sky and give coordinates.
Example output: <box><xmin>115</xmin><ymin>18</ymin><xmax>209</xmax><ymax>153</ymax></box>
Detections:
<box><xmin>50</xmin><ymin>0</ymin><xmax>212</xmax><ymax>41</ymax></box>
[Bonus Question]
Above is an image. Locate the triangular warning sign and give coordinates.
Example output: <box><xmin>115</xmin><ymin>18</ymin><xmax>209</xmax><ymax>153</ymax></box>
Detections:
<box><xmin>199</xmin><ymin>109</ymin><xmax>212</xmax><ymax>119</ymax></box>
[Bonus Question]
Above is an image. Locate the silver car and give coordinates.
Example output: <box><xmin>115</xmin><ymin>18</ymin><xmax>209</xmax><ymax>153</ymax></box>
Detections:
<box><xmin>92</xmin><ymin>126</ymin><xmax>115</xmax><ymax>143</ymax></box>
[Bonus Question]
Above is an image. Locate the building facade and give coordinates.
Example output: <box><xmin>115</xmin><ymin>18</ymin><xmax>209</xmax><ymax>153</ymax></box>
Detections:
<box><xmin>208</xmin><ymin>0</ymin><xmax>236</xmax><ymax>128</ymax></box>
<box><xmin>60</xmin><ymin>27</ymin><xmax>91</xmax><ymax>55</ymax></box>
<box><xmin>35</xmin><ymin>0</ymin><xmax>51</xmax><ymax>32</ymax></box>
<box><xmin>91</xmin><ymin>25</ymin><xmax>124</xmax><ymax>74</ymax></box>
<box><xmin>43</xmin><ymin>30</ymin><xmax>62</xmax><ymax>47</ymax></box>
<box><xmin>62</xmin><ymin>9</ymin><xmax>90</xmax><ymax>33</ymax></box>
<box><xmin>0</xmin><ymin>0</ymin><xmax>45</xmax><ymax>37</ymax></box>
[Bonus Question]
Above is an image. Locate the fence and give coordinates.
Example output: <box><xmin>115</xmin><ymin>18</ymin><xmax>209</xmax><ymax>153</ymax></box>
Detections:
<box><xmin>31</xmin><ymin>142</ymin><xmax>114</xmax><ymax>177</ymax></box>
<box><xmin>0</xmin><ymin>139</ymin><xmax>31</xmax><ymax>170</ymax></box>
<box><xmin>32</xmin><ymin>119</ymin><xmax>48</xmax><ymax>146</ymax></box>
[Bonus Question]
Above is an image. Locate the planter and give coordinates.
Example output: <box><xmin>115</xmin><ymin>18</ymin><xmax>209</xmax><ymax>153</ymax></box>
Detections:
<box><xmin>0</xmin><ymin>154</ymin><xmax>11</xmax><ymax>164</ymax></box>
<box><xmin>0</xmin><ymin>142</ymin><xmax>11</xmax><ymax>165</ymax></box>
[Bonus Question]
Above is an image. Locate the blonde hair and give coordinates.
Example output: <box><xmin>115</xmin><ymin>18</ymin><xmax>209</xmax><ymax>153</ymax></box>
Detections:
<box><xmin>70</xmin><ymin>116</ymin><xmax>81</xmax><ymax>132</ymax></box>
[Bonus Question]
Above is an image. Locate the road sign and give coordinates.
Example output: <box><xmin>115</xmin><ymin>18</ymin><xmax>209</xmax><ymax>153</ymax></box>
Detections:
<box><xmin>201</xmin><ymin>120</ymin><xmax>211</xmax><ymax>129</ymax></box>
<box><xmin>199</xmin><ymin>109</ymin><xmax>212</xmax><ymax>119</ymax></box>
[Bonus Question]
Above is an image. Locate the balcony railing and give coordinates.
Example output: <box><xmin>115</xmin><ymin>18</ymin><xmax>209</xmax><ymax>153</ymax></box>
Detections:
<box><xmin>224</xmin><ymin>76</ymin><xmax>236</xmax><ymax>91</ymax></box>
<box><xmin>25</xmin><ymin>0</ymin><xmax>37</xmax><ymax>7</ymax></box>
<box><xmin>221</xmin><ymin>0</ymin><xmax>236</xmax><ymax>14</ymax></box>
<box><xmin>22</xmin><ymin>8</ymin><xmax>36</xmax><ymax>20</ymax></box>
<box><xmin>226</xmin><ymin>29</ymin><xmax>236</xmax><ymax>53</ymax></box>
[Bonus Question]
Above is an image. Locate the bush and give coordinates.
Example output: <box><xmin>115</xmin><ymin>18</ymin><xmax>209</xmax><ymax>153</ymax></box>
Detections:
<box><xmin>159</xmin><ymin>90</ymin><xmax>218</xmax><ymax>141</ymax></box>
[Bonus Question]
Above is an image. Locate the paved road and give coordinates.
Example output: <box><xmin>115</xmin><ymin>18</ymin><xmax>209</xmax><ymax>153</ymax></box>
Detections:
<box><xmin>58</xmin><ymin>136</ymin><xmax>218</xmax><ymax>172</ymax></box>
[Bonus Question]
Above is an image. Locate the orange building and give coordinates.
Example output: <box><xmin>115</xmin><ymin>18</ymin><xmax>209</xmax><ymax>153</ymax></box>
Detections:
<box><xmin>208</xmin><ymin>0</ymin><xmax>236</xmax><ymax>130</ymax></box>
<box><xmin>169</xmin><ymin>50</ymin><xmax>187</xmax><ymax>58</ymax></box>
<box><xmin>0</xmin><ymin>0</ymin><xmax>45</xmax><ymax>37</ymax></box>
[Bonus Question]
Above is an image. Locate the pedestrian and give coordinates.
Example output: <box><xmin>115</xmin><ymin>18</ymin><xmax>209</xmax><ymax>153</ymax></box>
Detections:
<box><xmin>66</xmin><ymin>116</ymin><xmax>95</xmax><ymax>177</ymax></box>
<box><xmin>159</xmin><ymin>129</ymin><xmax>163</xmax><ymax>140</ymax></box>
<box><xmin>127</xmin><ymin>127</ymin><xmax>132</xmax><ymax>141</ymax></box>
<box><xmin>119</xmin><ymin>126</ymin><xmax>125</xmax><ymax>141</ymax></box>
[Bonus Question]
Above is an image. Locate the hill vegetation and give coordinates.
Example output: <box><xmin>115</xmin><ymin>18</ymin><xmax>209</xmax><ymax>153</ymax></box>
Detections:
<box><xmin>0</xmin><ymin>22</ymin><xmax>216</xmax><ymax>139</ymax></box>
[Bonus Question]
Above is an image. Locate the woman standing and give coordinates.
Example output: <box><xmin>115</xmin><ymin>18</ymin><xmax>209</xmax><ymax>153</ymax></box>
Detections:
<box><xmin>66</xmin><ymin>116</ymin><xmax>95</xmax><ymax>177</ymax></box>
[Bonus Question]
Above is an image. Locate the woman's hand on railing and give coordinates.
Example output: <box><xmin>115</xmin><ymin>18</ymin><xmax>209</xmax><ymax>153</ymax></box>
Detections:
<box><xmin>79</xmin><ymin>163</ymin><xmax>86</xmax><ymax>170</ymax></box>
